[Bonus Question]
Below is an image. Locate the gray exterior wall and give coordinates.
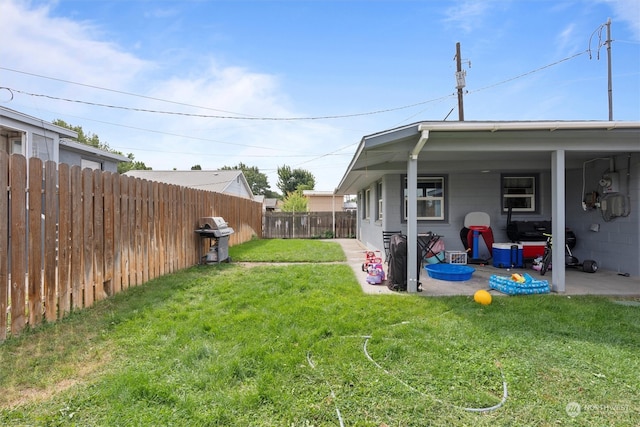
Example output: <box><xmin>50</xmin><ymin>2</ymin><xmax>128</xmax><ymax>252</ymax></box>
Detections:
<box><xmin>356</xmin><ymin>156</ymin><xmax>640</xmax><ymax>276</ymax></box>
<box><xmin>223</xmin><ymin>174</ymin><xmax>253</xmax><ymax>199</ymax></box>
<box><xmin>566</xmin><ymin>153</ymin><xmax>639</xmax><ymax>276</ymax></box>
<box><xmin>58</xmin><ymin>148</ymin><xmax>121</xmax><ymax>173</ymax></box>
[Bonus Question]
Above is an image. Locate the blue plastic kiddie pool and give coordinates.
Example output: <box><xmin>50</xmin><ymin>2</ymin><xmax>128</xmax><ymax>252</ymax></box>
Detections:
<box><xmin>425</xmin><ymin>264</ymin><xmax>475</xmax><ymax>281</ymax></box>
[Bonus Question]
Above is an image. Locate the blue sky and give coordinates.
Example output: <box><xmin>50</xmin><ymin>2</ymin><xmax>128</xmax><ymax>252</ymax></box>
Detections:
<box><xmin>1</xmin><ymin>0</ymin><xmax>639</xmax><ymax>191</ymax></box>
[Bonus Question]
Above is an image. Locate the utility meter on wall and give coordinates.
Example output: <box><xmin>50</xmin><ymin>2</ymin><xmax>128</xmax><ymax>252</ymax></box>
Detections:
<box><xmin>599</xmin><ymin>173</ymin><xmax>619</xmax><ymax>193</ymax></box>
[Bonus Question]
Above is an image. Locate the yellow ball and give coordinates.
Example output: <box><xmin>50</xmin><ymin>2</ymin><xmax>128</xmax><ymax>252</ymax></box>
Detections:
<box><xmin>474</xmin><ymin>289</ymin><xmax>492</xmax><ymax>305</ymax></box>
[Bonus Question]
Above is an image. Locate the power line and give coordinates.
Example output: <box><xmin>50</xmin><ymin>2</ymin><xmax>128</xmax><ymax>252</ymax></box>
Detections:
<box><xmin>5</xmin><ymin>102</ymin><xmax>355</xmax><ymax>161</ymax></box>
<box><xmin>2</xmin><ymin>48</ymin><xmax>592</xmax><ymax>122</ymax></box>
<box><xmin>468</xmin><ymin>50</ymin><xmax>590</xmax><ymax>95</ymax></box>
<box><xmin>114</xmin><ymin>144</ymin><xmax>349</xmax><ymax>159</ymax></box>
<box><xmin>1</xmin><ymin>86</ymin><xmax>453</xmax><ymax>120</ymax></box>
<box><xmin>0</xmin><ymin>66</ymin><xmax>254</xmax><ymax>118</ymax></box>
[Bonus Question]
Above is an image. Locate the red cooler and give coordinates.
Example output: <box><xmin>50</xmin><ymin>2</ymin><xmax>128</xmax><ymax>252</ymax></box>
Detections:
<box><xmin>522</xmin><ymin>241</ymin><xmax>546</xmax><ymax>259</ymax></box>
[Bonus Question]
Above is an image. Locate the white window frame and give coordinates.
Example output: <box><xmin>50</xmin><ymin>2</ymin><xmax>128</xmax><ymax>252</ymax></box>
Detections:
<box><xmin>404</xmin><ymin>176</ymin><xmax>445</xmax><ymax>221</ymax></box>
<box><xmin>376</xmin><ymin>181</ymin><xmax>383</xmax><ymax>221</ymax></box>
<box><xmin>10</xmin><ymin>138</ymin><xmax>23</xmax><ymax>155</ymax></box>
<box><xmin>32</xmin><ymin>134</ymin><xmax>54</xmax><ymax>162</ymax></box>
<box><xmin>502</xmin><ymin>175</ymin><xmax>537</xmax><ymax>213</ymax></box>
<box><xmin>81</xmin><ymin>158</ymin><xmax>103</xmax><ymax>171</ymax></box>
<box><xmin>364</xmin><ymin>188</ymin><xmax>371</xmax><ymax>220</ymax></box>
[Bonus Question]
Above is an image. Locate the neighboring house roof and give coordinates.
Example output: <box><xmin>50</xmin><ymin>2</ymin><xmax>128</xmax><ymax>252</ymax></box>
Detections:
<box><xmin>302</xmin><ymin>190</ymin><xmax>334</xmax><ymax>196</ymax></box>
<box><xmin>335</xmin><ymin>120</ymin><xmax>640</xmax><ymax>194</ymax></box>
<box><xmin>254</xmin><ymin>195</ymin><xmax>279</xmax><ymax>211</ymax></box>
<box><xmin>0</xmin><ymin>106</ymin><xmax>77</xmax><ymax>139</ymax></box>
<box><xmin>264</xmin><ymin>198</ymin><xmax>278</xmax><ymax>210</ymax></box>
<box><xmin>124</xmin><ymin>169</ymin><xmax>254</xmax><ymax>199</ymax></box>
<box><xmin>59</xmin><ymin>138</ymin><xmax>130</xmax><ymax>163</ymax></box>
<box><xmin>1</xmin><ymin>106</ymin><xmax>127</xmax><ymax>173</ymax></box>
<box><xmin>343</xmin><ymin>201</ymin><xmax>357</xmax><ymax>211</ymax></box>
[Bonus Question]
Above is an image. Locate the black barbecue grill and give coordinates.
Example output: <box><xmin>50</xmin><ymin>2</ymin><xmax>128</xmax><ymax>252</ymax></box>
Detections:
<box><xmin>195</xmin><ymin>216</ymin><xmax>235</xmax><ymax>263</ymax></box>
<box><xmin>506</xmin><ymin>218</ymin><xmax>576</xmax><ymax>249</ymax></box>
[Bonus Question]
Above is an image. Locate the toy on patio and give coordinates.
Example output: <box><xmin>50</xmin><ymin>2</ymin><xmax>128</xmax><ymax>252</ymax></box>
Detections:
<box><xmin>489</xmin><ymin>272</ymin><xmax>550</xmax><ymax>295</ymax></box>
<box><xmin>537</xmin><ymin>232</ymin><xmax>598</xmax><ymax>276</ymax></box>
<box><xmin>365</xmin><ymin>260</ymin><xmax>386</xmax><ymax>284</ymax></box>
<box><xmin>424</xmin><ymin>263</ymin><xmax>475</xmax><ymax>281</ymax></box>
<box><xmin>361</xmin><ymin>250</ymin><xmax>383</xmax><ymax>272</ymax></box>
<box><xmin>460</xmin><ymin>212</ymin><xmax>494</xmax><ymax>264</ymax></box>
<box><xmin>419</xmin><ymin>232</ymin><xmax>445</xmax><ymax>264</ymax></box>
<box><xmin>361</xmin><ymin>250</ymin><xmax>386</xmax><ymax>284</ymax></box>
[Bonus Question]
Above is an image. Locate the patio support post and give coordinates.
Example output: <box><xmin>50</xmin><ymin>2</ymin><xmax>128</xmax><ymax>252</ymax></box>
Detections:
<box><xmin>551</xmin><ymin>149</ymin><xmax>566</xmax><ymax>293</ymax></box>
<box><xmin>407</xmin><ymin>154</ymin><xmax>419</xmax><ymax>292</ymax></box>
<box><xmin>406</xmin><ymin>128</ymin><xmax>429</xmax><ymax>293</ymax></box>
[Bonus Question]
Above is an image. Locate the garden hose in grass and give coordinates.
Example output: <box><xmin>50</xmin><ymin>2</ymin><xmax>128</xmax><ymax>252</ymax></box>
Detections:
<box><xmin>306</xmin><ymin>352</ymin><xmax>345</xmax><ymax>427</ymax></box>
<box><xmin>306</xmin><ymin>331</ymin><xmax>508</xmax><ymax>425</ymax></box>
<box><xmin>362</xmin><ymin>336</ymin><xmax>508</xmax><ymax>413</ymax></box>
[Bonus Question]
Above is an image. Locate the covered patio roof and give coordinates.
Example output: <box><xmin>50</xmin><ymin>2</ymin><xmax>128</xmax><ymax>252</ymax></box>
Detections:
<box><xmin>335</xmin><ymin>120</ymin><xmax>640</xmax><ymax>294</ymax></box>
<box><xmin>336</xmin><ymin>120</ymin><xmax>640</xmax><ymax>195</ymax></box>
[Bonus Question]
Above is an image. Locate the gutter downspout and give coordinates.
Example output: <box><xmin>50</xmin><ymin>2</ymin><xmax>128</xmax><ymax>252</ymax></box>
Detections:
<box><xmin>407</xmin><ymin>129</ymin><xmax>429</xmax><ymax>293</ymax></box>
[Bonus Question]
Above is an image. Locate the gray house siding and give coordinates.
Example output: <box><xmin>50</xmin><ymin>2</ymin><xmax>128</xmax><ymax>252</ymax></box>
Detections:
<box><xmin>566</xmin><ymin>153</ymin><xmax>639</xmax><ymax>275</ymax></box>
<box><xmin>1</xmin><ymin>107</ymin><xmax>128</xmax><ymax>172</ymax></box>
<box><xmin>361</xmin><ymin>171</ymin><xmax>552</xmax><ymax>258</ymax></box>
<box><xmin>224</xmin><ymin>175</ymin><xmax>250</xmax><ymax>198</ymax></box>
<box><xmin>358</xmin><ymin>154</ymin><xmax>639</xmax><ymax>276</ymax></box>
<box><xmin>58</xmin><ymin>148</ymin><xmax>121</xmax><ymax>173</ymax></box>
<box><xmin>338</xmin><ymin>121</ymin><xmax>640</xmax><ymax>290</ymax></box>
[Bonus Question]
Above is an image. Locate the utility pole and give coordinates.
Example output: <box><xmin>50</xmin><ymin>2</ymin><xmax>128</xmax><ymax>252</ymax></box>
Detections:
<box><xmin>606</xmin><ymin>18</ymin><xmax>613</xmax><ymax>121</ymax></box>
<box><xmin>455</xmin><ymin>42</ymin><xmax>465</xmax><ymax>121</ymax></box>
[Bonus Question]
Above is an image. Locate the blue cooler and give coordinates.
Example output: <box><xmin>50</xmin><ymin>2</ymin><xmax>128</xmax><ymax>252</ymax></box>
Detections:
<box><xmin>492</xmin><ymin>243</ymin><xmax>523</xmax><ymax>268</ymax></box>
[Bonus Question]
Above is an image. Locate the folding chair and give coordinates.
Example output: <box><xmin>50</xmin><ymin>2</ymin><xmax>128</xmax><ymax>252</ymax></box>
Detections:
<box><xmin>417</xmin><ymin>232</ymin><xmax>444</xmax><ymax>265</ymax></box>
<box><xmin>383</xmin><ymin>230</ymin><xmax>402</xmax><ymax>263</ymax></box>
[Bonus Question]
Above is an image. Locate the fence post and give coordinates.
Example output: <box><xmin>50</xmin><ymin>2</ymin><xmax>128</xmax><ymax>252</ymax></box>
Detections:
<box><xmin>0</xmin><ymin>152</ymin><xmax>9</xmax><ymax>340</ymax></box>
<box><xmin>10</xmin><ymin>154</ymin><xmax>27</xmax><ymax>335</ymax></box>
<box><xmin>28</xmin><ymin>157</ymin><xmax>43</xmax><ymax>327</ymax></box>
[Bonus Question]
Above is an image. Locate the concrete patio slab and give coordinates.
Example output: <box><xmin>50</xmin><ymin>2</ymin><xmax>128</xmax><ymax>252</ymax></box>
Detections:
<box><xmin>336</xmin><ymin>239</ymin><xmax>640</xmax><ymax>297</ymax></box>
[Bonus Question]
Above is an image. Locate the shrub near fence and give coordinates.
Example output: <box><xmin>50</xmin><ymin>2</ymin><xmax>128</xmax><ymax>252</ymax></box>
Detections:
<box><xmin>0</xmin><ymin>152</ymin><xmax>262</xmax><ymax>340</ymax></box>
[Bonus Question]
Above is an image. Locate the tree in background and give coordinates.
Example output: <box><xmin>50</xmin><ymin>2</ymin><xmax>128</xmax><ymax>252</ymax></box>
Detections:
<box><xmin>191</xmin><ymin>165</ymin><xmax>202</xmax><ymax>170</ymax></box>
<box><xmin>53</xmin><ymin>119</ymin><xmax>151</xmax><ymax>173</ymax></box>
<box><xmin>276</xmin><ymin>165</ymin><xmax>315</xmax><ymax>195</ymax></box>
<box><xmin>118</xmin><ymin>153</ymin><xmax>152</xmax><ymax>174</ymax></box>
<box><xmin>221</xmin><ymin>162</ymin><xmax>277</xmax><ymax>197</ymax></box>
<box><xmin>279</xmin><ymin>190</ymin><xmax>307</xmax><ymax>212</ymax></box>
<box><xmin>53</xmin><ymin>119</ymin><xmax>110</xmax><ymax>151</ymax></box>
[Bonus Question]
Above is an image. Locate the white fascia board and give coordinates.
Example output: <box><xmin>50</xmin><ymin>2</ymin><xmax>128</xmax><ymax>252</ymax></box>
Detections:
<box><xmin>418</xmin><ymin>120</ymin><xmax>640</xmax><ymax>133</ymax></box>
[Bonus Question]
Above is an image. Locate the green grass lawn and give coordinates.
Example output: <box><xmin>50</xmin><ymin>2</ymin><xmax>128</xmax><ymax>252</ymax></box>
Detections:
<box><xmin>0</xmin><ymin>239</ymin><xmax>638</xmax><ymax>426</ymax></box>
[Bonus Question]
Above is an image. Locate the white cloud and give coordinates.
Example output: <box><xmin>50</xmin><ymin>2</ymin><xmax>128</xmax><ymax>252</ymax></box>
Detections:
<box><xmin>0</xmin><ymin>0</ymin><xmax>350</xmax><ymax>190</ymax></box>
<box><xmin>442</xmin><ymin>0</ymin><xmax>495</xmax><ymax>33</ymax></box>
<box><xmin>557</xmin><ymin>23</ymin><xmax>577</xmax><ymax>53</ymax></box>
<box><xmin>601</xmin><ymin>0</ymin><xmax>640</xmax><ymax>40</ymax></box>
<box><xmin>0</xmin><ymin>0</ymin><xmax>148</xmax><ymax>87</ymax></box>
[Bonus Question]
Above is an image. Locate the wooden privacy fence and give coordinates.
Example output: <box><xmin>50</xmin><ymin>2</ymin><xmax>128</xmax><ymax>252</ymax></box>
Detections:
<box><xmin>0</xmin><ymin>152</ymin><xmax>263</xmax><ymax>340</ymax></box>
<box><xmin>263</xmin><ymin>211</ymin><xmax>356</xmax><ymax>239</ymax></box>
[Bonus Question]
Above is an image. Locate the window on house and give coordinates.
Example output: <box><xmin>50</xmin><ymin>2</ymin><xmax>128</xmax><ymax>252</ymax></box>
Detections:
<box><xmin>364</xmin><ymin>188</ymin><xmax>371</xmax><ymax>219</ymax></box>
<box><xmin>376</xmin><ymin>181</ymin><xmax>383</xmax><ymax>220</ymax></box>
<box><xmin>403</xmin><ymin>176</ymin><xmax>445</xmax><ymax>220</ymax></box>
<box><xmin>501</xmin><ymin>174</ymin><xmax>538</xmax><ymax>213</ymax></box>
<box><xmin>81</xmin><ymin>159</ymin><xmax>103</xmax><ymax>170</ymax></box>
<box><xmin>32</xmin><ymin>134</ymin><xmax>54</xmax><ymax>162</ymax></box>
<box><xmin>10</xmin><ymin>138</ymin><xmax>23</xmax><ymax>155</ymax></box>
